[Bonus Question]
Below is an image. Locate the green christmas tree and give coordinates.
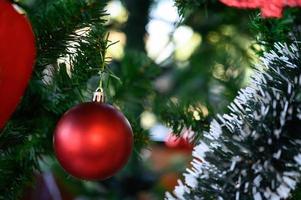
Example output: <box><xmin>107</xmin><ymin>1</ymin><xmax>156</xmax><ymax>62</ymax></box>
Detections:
<box><xmin>1</xmin><ymin>0</ymin><xmax>301</xmax><ymax>199</ymax></box>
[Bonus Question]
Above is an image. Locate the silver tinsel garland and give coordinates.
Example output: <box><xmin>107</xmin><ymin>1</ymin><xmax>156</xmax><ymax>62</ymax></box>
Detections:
<box><xmin>166</xmin><ymin>43</ymin><xmax>301</xmax><ymax>200</ymax></box>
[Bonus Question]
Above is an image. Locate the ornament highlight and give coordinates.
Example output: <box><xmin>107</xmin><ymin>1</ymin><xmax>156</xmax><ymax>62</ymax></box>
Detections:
<box><xmin>0</xmin><ymin>0</ymin><xmax>36</xmax><ymax>129</ymax></box>
<box><xmin>219</xmin><ymin>0</ymin><xmax>301</xmax><ymax>18</ymax></box>
<box><xmin>53</xmin><ymin>102</ymin><xmax>133</xmax><ymax>180</ymax></box>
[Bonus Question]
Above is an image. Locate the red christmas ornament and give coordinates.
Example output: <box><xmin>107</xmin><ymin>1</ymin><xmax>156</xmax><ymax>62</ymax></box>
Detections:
<box><xmin>219</xmin><ymin>0</ymin><xmax>301</xmax><ymax>18</ymax></box>
<box><xmin>53</xmin><ymin>102</ymin><xmax>133</xmax><ymax>180</ymax></box>
<box><xmin>165</xmin><ymin>130</ymin><xmax>194</xmax><ymax>152</ymax></box>
<box><xmin>0</xmin><ymin>0</ymin><xmax>36</xmax><ymax>129</ymax></box>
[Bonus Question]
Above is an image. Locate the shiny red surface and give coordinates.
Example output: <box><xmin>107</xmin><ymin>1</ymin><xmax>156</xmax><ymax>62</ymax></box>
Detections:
<box><xmin>0</xmin><ymin>0</ymin><xmax>36</xmax><ymax>129</ymax></box>
<box><xmin>53</xmin><ymin>102</ymin><xmax>133</xmax><ymax>180</ymax></box>
<box><xmin>165</xmin><ymin>133</ymin><xmax>193</xmax><ymax>152</ymax></box>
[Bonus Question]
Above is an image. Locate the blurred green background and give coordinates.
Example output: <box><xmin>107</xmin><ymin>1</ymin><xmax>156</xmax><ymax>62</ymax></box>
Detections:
<box><xmin>20</xmin><ymin>0</ymin><xmax>260</xmax><ymax>199</ymax></box>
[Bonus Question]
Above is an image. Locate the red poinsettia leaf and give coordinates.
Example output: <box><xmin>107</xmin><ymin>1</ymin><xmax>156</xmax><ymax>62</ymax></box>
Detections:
<box><xmin>219</xmin><ymin>0</ymin><xmax>301</xmax><ymax>18</ymax></box>
<box><xmin>219</xmin><ymin>0</ymin><xmax>260</xmax><ymax>8</ymax></box>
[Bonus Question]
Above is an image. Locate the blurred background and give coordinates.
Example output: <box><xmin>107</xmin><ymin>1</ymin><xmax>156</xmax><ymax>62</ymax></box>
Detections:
<box><xmin>22</xmin><ymin>0</ymin><xmax>258</xmax><ymax>199</ymax></box>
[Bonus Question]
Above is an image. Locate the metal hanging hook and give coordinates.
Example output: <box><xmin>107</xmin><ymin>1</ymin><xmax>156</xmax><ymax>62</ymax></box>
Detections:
<box><xmin>93</xmin><ymin>87</ymin><xmax>105</xmax><ymax>103</ymax></box>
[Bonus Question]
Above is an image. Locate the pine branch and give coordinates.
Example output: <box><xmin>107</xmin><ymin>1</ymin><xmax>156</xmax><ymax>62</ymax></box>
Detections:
<box><xmin>0</xmin><ymin>0</ymin><xmax>108</xmax><ymax>199</ymax></box>
<box><xmin>153</xmin><ymin>98</ymin><xmax>210</xmax><ymax>143</ymax></box>
<box><xmin>27</xmin><ymin>0</ymin><xmax>108</xmax><ymax>67</ymax></box>
<box><xmin>251</xmin><ymin>9</ymin><xmax>301</xmax><ymax>54</ymax></box>
<box><xmin>167</xmin><ymin>43</ymin><xmax>301</xmax><ymax>199</ymax></box>
<box><xmin>174</xmin><ymin>0</ymin><xmax>208</xmax><ymax>16</ymax></box>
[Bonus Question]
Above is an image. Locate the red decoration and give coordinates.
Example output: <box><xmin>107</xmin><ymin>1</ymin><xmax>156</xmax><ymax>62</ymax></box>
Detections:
<box><xmin>0</xmin><ymin>0</ymin><xmax>36</xmax><ymax>129</ymax></box>
<box><xmin>165</xmin><ymin>130</ymin><xmax>194</xmax><ymax>152</ymax></box>
<box><xmin>219</xmin><ymin>0</ymin><xmax>301</xmax><ymax>18</ymax></box>
<box><xmin>53</xmin><ymin>102</ymin><xmax>133</xmax><ymax>180</ymax></box>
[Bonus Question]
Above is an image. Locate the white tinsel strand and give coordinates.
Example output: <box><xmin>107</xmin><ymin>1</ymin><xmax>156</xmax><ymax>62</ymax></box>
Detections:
<box><xmin>166</xmin><ymin>43</ymin><xmax>301</xmax><ymax>200</ymax></box>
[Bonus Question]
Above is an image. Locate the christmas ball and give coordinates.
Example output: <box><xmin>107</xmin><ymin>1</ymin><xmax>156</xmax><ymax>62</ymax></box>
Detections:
<box><xmin>165</xmin><ymin>132</ymin><xmax>194</xmax><ymax>152</ymax></box>
<box><xmin>53</xmin><ymin>102</ymin><xmax>133</xmax><ymax>180</ymax></box>
<box><xmin>0</xmin><ymin>0</ymin><xmax>36</xmax><ymax>129</ymax></box>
